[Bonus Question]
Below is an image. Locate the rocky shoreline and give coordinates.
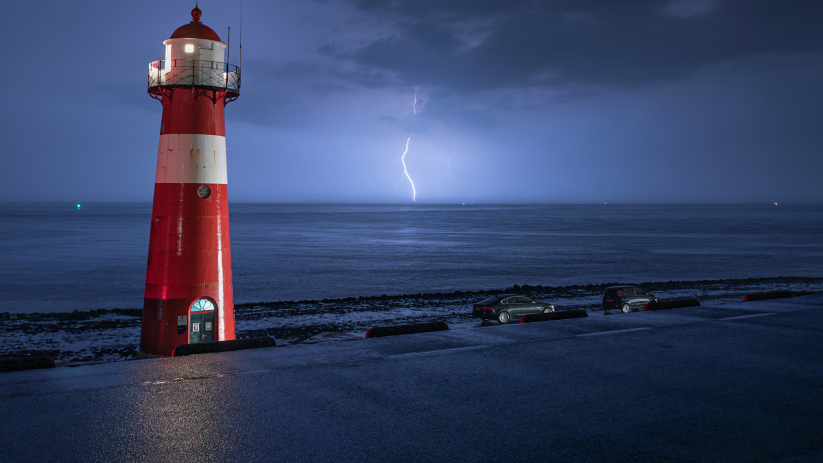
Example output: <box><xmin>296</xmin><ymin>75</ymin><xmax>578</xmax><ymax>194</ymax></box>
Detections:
<box><xmin>1</xmin><ymin>276</ymin><xmax>821</xmax><ymax>365</ymax></box>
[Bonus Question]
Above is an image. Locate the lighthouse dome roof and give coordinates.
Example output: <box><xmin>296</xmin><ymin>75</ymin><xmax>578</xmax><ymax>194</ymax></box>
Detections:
<box><xmin>170</xmin><ymin>6</ymin><xmax>221</xmax><ymax>41</ymax></box>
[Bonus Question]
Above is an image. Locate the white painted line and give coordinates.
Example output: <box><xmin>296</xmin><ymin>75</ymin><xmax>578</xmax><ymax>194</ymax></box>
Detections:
<box><xmin>576</xmin><ymin>327</ymin><xmax>651</xmax><ymax>337</ymax></box>
<box><xmin>718</xmin><ymin>313</ymin><xmax>776</xmax><ymax>321</ymax></box>
<box><xmin>388</xmin><ymin>345</ymin><xmax>490</xmax><ymax>358</ymax></box>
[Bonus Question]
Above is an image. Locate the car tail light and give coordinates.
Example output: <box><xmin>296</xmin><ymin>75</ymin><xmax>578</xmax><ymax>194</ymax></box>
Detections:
<box><xmin>479</xmin><ymin>306</ymin><xmax>494</xmax><ymax>310</ymax></box>
<box><xmin>617</xmin><ymin>290</ymin><xmax>622</xmax><ymax>297</ymax></box>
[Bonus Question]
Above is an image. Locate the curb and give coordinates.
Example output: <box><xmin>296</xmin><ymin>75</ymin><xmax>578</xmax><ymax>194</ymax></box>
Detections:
<box><xmin>520</xmin><ymin>310</ymin><xmax>588</xmax><ymax>323</ymax></box>
<box><xmin>642</xmin><ymin>299</ymin><xmax>700</xmax><ymax>311</ymax></box>
<box><xmin>742</xmin><ymin>290</ymin><xmax>815</xmax><ymax>302</ymax></box>
<box><xmin>365</xmin><ymin>322</ymin><xmax>449</xmax><ymax>339</ymax></box>
<box><xmin>172</xmin><ymin>336</ymin><xmax>278</xmax><ymax>357</ymax></box>
<box><xmin>0</xmin><ymin>356</ymin><xmax>57</xmax><ymax>373</ymax></box>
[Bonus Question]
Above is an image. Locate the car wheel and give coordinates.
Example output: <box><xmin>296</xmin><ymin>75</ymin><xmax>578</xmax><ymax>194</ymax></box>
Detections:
<box><xmin>543</xmin><ymin>307</ymin><xmax>555</xmax><ymax>313</ymax></box>
<box><xmin>497</xmin><ymin>311</ymin><xmax>511</xmax><ymax>324</ymax></box>
<box><xmin>621</xmin><ymin>303</ymin><xmax>631</xmax><ymax>314</ymax></box>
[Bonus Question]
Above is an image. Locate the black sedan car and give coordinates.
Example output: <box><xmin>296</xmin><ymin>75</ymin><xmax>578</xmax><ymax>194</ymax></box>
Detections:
<box><xmin>472</xmin><ymin>294</ymin><xmax>555</xmax><ymax>324</ymax></box>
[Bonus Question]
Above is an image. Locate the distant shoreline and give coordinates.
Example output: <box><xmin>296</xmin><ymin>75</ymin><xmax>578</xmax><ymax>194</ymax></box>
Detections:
<box><xmin>2</xmin><ymin>276</ymin><xmax>821</xmax><ymax>365</ymax></box>
<box><xmin>2</xmin><ymin>276</ymin><xmax>822</xmax><ymax>318</ymax></box>
<box><xmin>237</xmin><ymin>275</ymin><xmax>823</xmax><ymax>306</ymax></box>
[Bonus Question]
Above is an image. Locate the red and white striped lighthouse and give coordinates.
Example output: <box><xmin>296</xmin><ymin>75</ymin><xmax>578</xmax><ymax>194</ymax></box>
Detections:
<box><xmin>139</xmin><ymin>6</ymin><xmax>240</xmax><ymax>357</ymax></box>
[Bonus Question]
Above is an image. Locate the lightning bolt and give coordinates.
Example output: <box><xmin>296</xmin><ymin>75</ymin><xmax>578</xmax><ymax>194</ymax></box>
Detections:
<box><xmin>400</xmin><ymin>134</ymin><xmax>416</xmax><ymax>202</ymax></box>
<box><xmin>393</xmin><ymin>88</ymin><xmax>419</xmax><ymax>202</ymax></box>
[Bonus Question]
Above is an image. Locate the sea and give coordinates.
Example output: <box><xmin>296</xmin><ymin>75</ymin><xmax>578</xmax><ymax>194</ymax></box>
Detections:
<box><xmin>1</xmin><ymin>203</ymin><xmax>821</xmax><ymax>314</ymax></box>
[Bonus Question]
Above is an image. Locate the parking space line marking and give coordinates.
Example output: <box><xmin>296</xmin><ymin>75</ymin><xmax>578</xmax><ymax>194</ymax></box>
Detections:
<box><xmin>387</xmin><ymin>345</ymin><xmax>490</xmax><ymax>358</ymax></box>
<box><xmin>576</xmin><ymin>327</ymin><xmax>651</xmax><ymax>337</ymax></box>
<box><xmin>718</xmin><ymin>313</ymin><xmax>776</xmax><ymax>321</ymax></box>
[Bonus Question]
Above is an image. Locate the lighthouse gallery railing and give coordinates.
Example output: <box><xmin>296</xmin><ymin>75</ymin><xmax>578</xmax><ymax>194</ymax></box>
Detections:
<box><xmin>148</xmin><ymin>59</ymin><xmax>240</xmax><ymax>94</ymax></box>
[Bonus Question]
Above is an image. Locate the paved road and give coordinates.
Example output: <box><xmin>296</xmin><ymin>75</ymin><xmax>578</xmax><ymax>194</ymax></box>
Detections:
<box><xmin>1</xmin><ymin>295</ymin><xmax>822</xmax><ymax>462</ymax></box>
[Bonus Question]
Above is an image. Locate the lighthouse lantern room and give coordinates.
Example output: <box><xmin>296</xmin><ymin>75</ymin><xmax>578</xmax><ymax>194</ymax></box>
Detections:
<box><xmin>139</xmin><ymin>6</ymin><xmax>240</xmax><ymax>357</ymax></box>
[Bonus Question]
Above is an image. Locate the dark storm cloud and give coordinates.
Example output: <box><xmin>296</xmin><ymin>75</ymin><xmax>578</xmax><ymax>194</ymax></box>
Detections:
<box><xmin>3</xmin><ymin>0</ymin><xmax>821</xmax><ymax>203</ymax></box>
<box><xmin>340</xmin><ymin>0</ymin><xmax>823</xmax><ymax>91</ymax></box>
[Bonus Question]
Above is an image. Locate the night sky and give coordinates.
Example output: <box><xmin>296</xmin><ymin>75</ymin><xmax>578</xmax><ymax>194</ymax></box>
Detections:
<box><xmin>4</xmin><ymin>0</ymin><xmax>822</xmax><ymax>204</ymax></box>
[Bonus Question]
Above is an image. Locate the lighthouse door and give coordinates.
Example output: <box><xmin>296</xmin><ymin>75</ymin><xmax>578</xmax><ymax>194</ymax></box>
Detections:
<box><xmin>190</xmin><ymin>298</ymin><xmax>216</xmax><ymax>344</ymax></box>
<box><xmin>190</xmin><ymin>312</ymin><xmax>215</xmax><ymax>343</ymax></box>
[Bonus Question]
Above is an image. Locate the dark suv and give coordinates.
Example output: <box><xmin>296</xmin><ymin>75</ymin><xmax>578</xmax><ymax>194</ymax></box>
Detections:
<box><xmin>602</xmin><ymin>286</ymin><xmax>657</xmax><ymax>313</ymax></box>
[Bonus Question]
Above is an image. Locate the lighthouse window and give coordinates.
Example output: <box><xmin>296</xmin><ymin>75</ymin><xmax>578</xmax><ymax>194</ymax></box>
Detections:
<box><xmin>185</xmin><ymin>44</ymin><xmax>194</xmax><ymax>53</ymax></box>
<box><xmin>198</xmin><ymin>185</ymin><xmax>211</xmax><ymax>199</ymax></box>
<box><xmin>191</xmin><ymin>298</ymin><xmax>215</xmax><ymax>312</ymax></box>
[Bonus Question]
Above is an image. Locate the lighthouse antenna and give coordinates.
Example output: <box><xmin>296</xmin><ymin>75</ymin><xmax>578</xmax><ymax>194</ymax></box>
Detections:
<box><xmin>226</xmin><ymin>27</ymin><xmax>231</xmax><ymax>90</ymax></box>
<box><xmin>239</xmin><ymin>0</ymin><xmax>243</xmax><ymax>69</ymax></box>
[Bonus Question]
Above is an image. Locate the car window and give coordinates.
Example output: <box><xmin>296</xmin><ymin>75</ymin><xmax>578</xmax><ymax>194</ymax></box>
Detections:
<box><xmin>515</xmin><ymin>297</ymin><xmax>531</xmax><ymax>303</ymax></box>
<box><xmin>634</xmin><ymin>288</ymin><xmax>646</xmax><ymax>295</ymax></box>
<box><xmin>623</xmin><ymin>288</ymin><xmax>635</xmax><ymax>296</ymax></box>
<box><xmin>478</xmin><ymin>296</ymin><xmax>500</xmax><ymax>305</ymax></box>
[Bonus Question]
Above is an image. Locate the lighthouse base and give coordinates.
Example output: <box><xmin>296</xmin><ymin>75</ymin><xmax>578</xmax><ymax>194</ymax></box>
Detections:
<box><xmin>134</xmin><ymin>349</ymin><xmax>169</xmax><ymax>360</ymax></box>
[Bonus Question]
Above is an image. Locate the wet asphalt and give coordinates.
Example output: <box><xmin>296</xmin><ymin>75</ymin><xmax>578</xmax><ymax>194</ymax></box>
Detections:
<box><xmin>1</xmin><ymin>295</ymin><xmax>822</xmax><ymax>463</ymax></box>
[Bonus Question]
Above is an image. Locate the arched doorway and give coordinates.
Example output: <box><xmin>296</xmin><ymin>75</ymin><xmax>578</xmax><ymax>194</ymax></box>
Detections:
<box><xmin>189</xmin><ymin>298</ymin><xmax>216</xmax><ymax>343</ymax></box>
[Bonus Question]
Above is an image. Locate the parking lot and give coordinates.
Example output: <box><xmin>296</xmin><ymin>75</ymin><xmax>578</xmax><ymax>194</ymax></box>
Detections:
<box><xmin>1</xmin><ymin>294</ymin><xmax>822</xmax><ymax>462</ymax></box>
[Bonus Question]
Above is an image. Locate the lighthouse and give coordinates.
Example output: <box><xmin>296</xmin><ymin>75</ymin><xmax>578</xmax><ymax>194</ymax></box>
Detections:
<box><xmin>139</xmin><ymin>6</ymin><xmax>240</xmax><ymax>357</ymax></box>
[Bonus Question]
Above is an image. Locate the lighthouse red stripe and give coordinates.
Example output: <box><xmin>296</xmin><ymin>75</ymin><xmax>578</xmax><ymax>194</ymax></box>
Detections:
<box><xmin>144</xmin><ymin>184</ymin><xmax>231</xmax><ymax>287</ymax></box>
<box><xmin>160</xmin><ymin>88</ymin><xmax>227</xmax><ymax>136</ymax></box>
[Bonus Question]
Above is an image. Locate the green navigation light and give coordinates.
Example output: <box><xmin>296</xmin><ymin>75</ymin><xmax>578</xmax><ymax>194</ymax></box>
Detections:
<box><xmin>77</xmin><ymin>204</ymin><xmax>81</xmax><ymax>209</ymax></box>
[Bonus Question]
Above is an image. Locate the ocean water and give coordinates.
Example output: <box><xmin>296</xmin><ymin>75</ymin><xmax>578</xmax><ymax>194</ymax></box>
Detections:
<box><xmin>1</xmin><ymin>203</ymin><xmax>821</xmax><ymax>313</ymax></box>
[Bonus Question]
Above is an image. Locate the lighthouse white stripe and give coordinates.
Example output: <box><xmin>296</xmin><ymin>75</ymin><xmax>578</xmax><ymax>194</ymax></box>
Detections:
<box><xmin>156</xmin><ymin>134</ymin><xmax>228</xmax><ymax>184</ymax></box>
